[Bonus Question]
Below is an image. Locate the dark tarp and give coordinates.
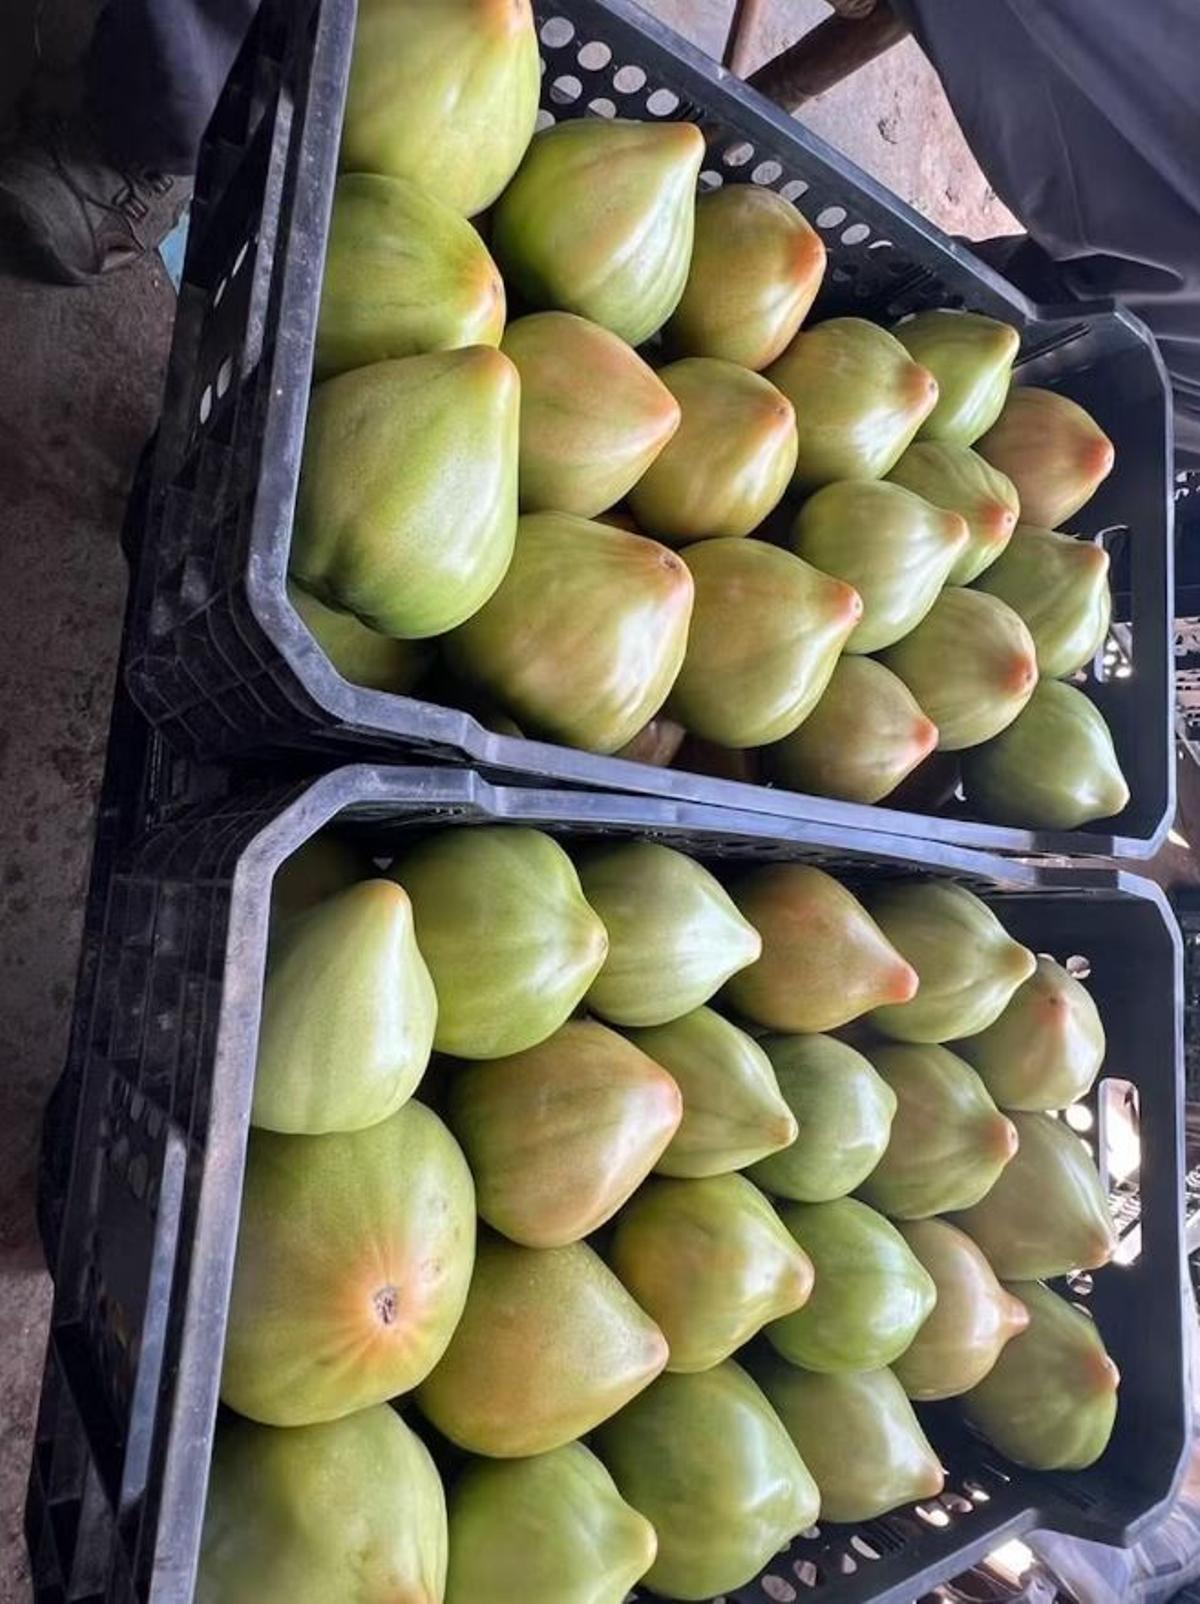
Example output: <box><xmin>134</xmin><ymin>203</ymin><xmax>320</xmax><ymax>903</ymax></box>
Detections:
<box><xmin>86</xmin><ymin>0</ymin><xmax>259</xmax><ymax>176</ymax></box>
<box><xmin>894</xmin><ymin>0</ymin><xmax>1200</xmax><ymax>471</ymax></box>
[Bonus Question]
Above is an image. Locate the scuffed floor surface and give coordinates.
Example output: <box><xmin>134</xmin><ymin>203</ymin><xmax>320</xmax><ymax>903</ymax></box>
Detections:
<box><xmin>0</xmin><ymin>259</ymin><xmax>174</xmax><ymax>1601</ymax></box>
<box><xmin>645</xmin><ymin>0</ymin><xmax>1018</xmax><ymax>239</ymax></box>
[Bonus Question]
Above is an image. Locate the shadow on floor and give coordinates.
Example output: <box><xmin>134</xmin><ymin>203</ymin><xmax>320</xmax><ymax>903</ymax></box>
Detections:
<box><xmin>0</xmin><ymin>0</ymin><xmax>177</xmax><ymax>1588</ymax></box>
<box><xmin>0</xmin><ymin>206</ymin><xmax>175</xmax><ymax>1604</ymax></box>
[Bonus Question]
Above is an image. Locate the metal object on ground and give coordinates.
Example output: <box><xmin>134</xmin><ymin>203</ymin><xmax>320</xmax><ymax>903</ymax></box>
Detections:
<box><xmin>746</xmin><ymin>5</ymin><xmax>910</xmax><ymax>111</ymax></box>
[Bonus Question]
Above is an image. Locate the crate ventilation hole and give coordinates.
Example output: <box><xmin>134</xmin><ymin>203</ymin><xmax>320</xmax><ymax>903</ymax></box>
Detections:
<box><xmin>198</xmin><ymin>233</ymin><xmax>253</xmax><ymax>425</ymax></box>
<box><xmin>628</xmin><ymin>1481</ymin><xmax>996</xmax><ymax>1600</ymax></box>
<box><xmin>534</xmin><ymin>11</ymin><xmax>902</xmax><ymax>272</ymax></box>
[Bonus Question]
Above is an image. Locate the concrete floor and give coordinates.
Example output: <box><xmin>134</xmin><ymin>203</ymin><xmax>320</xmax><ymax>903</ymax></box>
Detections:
<box><xmin>0</xmin><ymin>237</ymin><xmax>175</xmax><ymax>1604</ymax></box>
<box><xmin>649</xmin><ymin>0</ymin><xmax>1018</xmax><ymax>239</ymax></box>
<box><xmin>0</xmin><ymin>3</ymin><xmax>1020</xmax><ymax>1599</ymax></box>
<box><xmin>0</xmin><ymin>7</ymin><xmax>175</xmax><ymax>1597</ymax></box>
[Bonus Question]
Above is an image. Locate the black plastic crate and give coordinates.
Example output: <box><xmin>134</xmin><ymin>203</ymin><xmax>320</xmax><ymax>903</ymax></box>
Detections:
<box><xmin>1174</xmin><ymin>472</ymin><xmax>1200</xmax><ymax>733</ymax></box>
<box><xmin>26</xmin><ymin>762</ymin><xmax>1189</xmax><ymax>1604</ymax></box>
<box><xmin>1177</xmin><ymin>891</ymin><xmax>1200</xmax><ymax>1101</ymax></box>
<box><xmin>123</xmin><ymin>0</ymin><xmax>1175</xmax><ymax>859</ymax></box>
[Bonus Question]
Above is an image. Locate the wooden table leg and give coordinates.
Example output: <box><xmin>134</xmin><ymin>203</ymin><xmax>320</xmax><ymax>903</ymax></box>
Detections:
<box><xmin>744</xmin><ymin>4</ymin><xmax>911</xmax><ymax>111</ymax></box>
<box><xmin>723</xmin><ymin>0</ymin><xmax>773</xmax><ymax>74</ymax></box>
